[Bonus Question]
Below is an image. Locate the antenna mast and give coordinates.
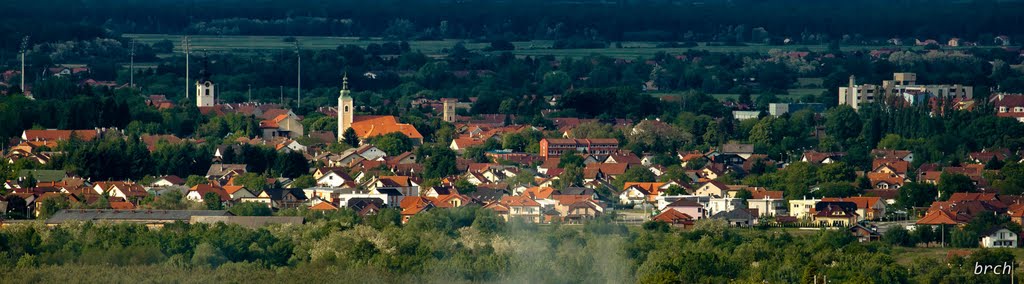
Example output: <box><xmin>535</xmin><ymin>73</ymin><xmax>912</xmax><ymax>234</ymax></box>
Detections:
<box><xmin>183</xmin><ymin>36</ymin><xmax>191</xmax><ymax>99</ymax></box>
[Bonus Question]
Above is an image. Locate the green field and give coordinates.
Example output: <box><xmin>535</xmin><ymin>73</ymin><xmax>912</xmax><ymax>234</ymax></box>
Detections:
<box><xmin>125</xmin><ymin>34</ymin><xmax>920</xmax><ymax>58</ymax></box>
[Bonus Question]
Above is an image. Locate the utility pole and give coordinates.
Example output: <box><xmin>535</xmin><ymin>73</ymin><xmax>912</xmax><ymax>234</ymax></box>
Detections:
<box><xmin>295</xmin><ymin>40</ymin><xmax>301</xmax><ymax>107</ymax></box>
<box><xmin>19</xmin><ymin>36</ymin><xmax>29</xmax><ymax>97</ymax></box>
<box><xmin>183</xmin><ymin>36</ymin><xmax>191</xmax><ymax>99</ymax></box>
<box><xmin>248</xmin><ymin>84</ymin><xmax>252</xmax><ymax>103</ymax></box>
<box><xmin>130</xmin><ymin>39</ymin><xmax>136</xmax><ymax>89</ymax></box>
<box><xmin>280</xmin><ymin>85</ymin><xmax>283</xmax><ymax>105</ymax></box>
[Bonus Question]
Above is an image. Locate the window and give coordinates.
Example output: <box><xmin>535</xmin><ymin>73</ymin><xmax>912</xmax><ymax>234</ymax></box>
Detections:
<box><xmin>205</xmin><ymin>89</ymin><xmax>210</xmax><ymax>97</ymax></box>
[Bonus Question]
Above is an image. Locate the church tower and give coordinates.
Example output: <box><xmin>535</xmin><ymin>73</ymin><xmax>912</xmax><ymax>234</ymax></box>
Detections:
<box><xmin>337</xmin><ymin>74</ymin><xmax>354</xmax><ymax>142</ymax></box>
<box><xmin>442</xmin><ymin>98</ymin><xmax>455</xmax><ymax>123</ymax></box>
<box><xmin>196</xmin><ymin>60</ymin><xmax>215</xmax><ymax>107</ymax></box>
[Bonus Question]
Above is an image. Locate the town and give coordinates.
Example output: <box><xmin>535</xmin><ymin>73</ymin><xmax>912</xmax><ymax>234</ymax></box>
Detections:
<box><xmin>2</xmin><ymin>0</ymin><xmax>1024</xmax><ymax>283</ymax></box>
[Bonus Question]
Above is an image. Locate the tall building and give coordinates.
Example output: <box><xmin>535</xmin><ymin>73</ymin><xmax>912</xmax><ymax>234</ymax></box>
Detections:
<box><xmin>839</xmin><ymin>73</ymin><xmax>972</xmax><ymax>110</ymax></box>
<box><xmin>539</xmin><ymin>138</ymin><xmax>619</xmax><ymax>158</ymax></box>
<box><xmin>337</xmin><ymin>74</ymin><xmax>354</xmax><ymax>141</ymax></box>
<box><xmin>195</xmin><ymin>64</ymin><xmax>215</xmax><ymax>107</ymax></box>
<box><xmin>442</xmin><ymin>98</ymin><xmax>456</xmax><ymax>123</ymax></box>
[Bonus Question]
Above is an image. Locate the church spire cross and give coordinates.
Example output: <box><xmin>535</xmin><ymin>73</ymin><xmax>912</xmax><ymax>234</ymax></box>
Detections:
<box><xmin>342</xmin><ymin>73</ymin><xmax>349</xmax><ymax>90</ymax></box>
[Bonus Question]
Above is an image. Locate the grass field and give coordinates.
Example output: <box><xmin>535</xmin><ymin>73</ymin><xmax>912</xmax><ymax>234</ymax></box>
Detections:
<box><xmin>891</xmin><ymin>246</ymin><xmax>1024</xmax><ymax>269</ymax></box>
<box><xmin>125</xmin><ymin>34</ymin><xmax>921</xmax><ymax>58</ymax></box>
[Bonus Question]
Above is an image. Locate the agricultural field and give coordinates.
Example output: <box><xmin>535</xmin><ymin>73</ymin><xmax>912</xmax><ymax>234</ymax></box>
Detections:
<box><xmin>125</xmin><ymin>34</ymin><xmax>919</xmax><ymax>59</ymax></box>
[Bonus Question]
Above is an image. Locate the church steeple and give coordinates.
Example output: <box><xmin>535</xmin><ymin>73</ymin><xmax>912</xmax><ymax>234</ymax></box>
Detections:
<box><xmin>338</xmin><ymin>72</ymin><xmax>355</xmax><ymax>142</ymax></box>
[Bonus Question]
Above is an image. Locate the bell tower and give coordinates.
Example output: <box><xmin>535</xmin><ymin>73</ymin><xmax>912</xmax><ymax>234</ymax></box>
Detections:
<box><xmin>196</xmin><ymin>60</ymin><xmax>215</xmax><ymax>107</ymax></box>
<box><xmin>337</xmin><ymin>74</ymin><xmax>354</xmax><ymax>142</ymax></box>
<box><xmin>442</xmin><ymin>98</ymin><xmax>456</xmax><ymax>123</ymax></box>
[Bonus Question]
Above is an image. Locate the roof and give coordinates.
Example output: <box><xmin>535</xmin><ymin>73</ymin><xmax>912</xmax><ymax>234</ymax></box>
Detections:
<box><xmin>206</xmin><ymin>164</ymin><xmax>247</xmax><ymax>177</ymax></box>
<box><xmin>665</xmin><ymin>198</ymin><xmax>703</xmax><ymax>208</ymax></box>
<box><xmin>653</xmin><ymin>208</ymin><xmax>694</xmax><ymax>223</ymax></box>
<box><xmin>190</xmin><ymin>216</ymin><xmax>304</xmax><ymax>228</ymax></box>
<box><xmin>350</xmin><ymin>115</ymin><xmax>424</xmax><ymax>140</ymax></box>
<box><xmin>523</xmin><ymin>186</ymin><xmax>556</xmax><ymax>199</ymax></box>
<box><xmin>867</xmin><ymin>172</ymin><xmax>906</xmax><ymax>187</ymax></box>
<box><xmin>747</xmin><ymin>188</ymin><xmax>783</xmax><ymax>199</ymax></box>
<box><xmin>583</xmin><ymin>163</ymin><xmax>629</xmax><ymax>178</ymax></box>
<box><xmin>622</xmin><ymin>182</ymin><xmax>666</xmax><ymax>192</ymax></box>
<box><xmin>872</xmin><ymin>159</ymin><xmax>910</xmax><ymax>175</ymax></box>
<box><xmin>721</xmin><ymin>143</ymin><xmax>754</xmax><ymax>154</ymax></box>
<box><xmin>500</xmin><ymin>195</ymin><xmax>541</xmax><ymax>207</ymax></box>
<box><xmin>711</xmin><ymin>208</ymin><xmax>756</xmax><ymax>220</ymax></box>
<box><xmin>155</xmin><ymin>175</ymin><xmax>186</xmax><ymax>186</ymax></box>
<box><xmin>814</xmin><ymin>205</ymin><xmax>858</xmax><ymax>218</ymax></box>
<box><xmin>17</xmin><ymin>170</ymin><xmax>67</xmax><ymax>183</ymax></box>
<box><xmin>309</xmin><ymin>201</ymin><xmax>339</xmax><ymax>211</ymax></box>
<box><xmin>864</xmin><ymin>189</ymin><xmax>898</xmax><ymax>200</ymax></box>
<box><xmin>916</xmin><ymin>209</ymin><xmax>967</xmax><ymax>225</ymax></box>
<box><xmin>47</xmin><ymin>209</ymin><xmax>230</xmax><ymax>224</ymax></box>
<box><xmin>190</xmin><ymin>184</ymin><xmax>231</xmax><ymax>202</ymax></box>
<box><xmin>821</xmin><ymin>197</ymin><xmax>882</xmax><ymax>210</ymax></box>
<box><xmin>22</xmin><ymin>129</ymin><xmax>98</xmax><ymax>141</ymax></box>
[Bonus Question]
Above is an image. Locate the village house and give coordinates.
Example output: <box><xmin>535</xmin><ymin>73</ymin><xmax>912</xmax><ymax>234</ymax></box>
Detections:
<box><xmin>789</xmin><ymin>198</ymin><xmax>822</xmax><ymax>220</ymax></box>
<box><xmin>812</xmin><ymin>202</ymin><xmax>859</xmax><ymax>227</ymax></box>
<box><xmin>745</xmin><ymin>188</ymin><xmax>787</xmax><ymax>217</ymax></box>
<box><xmin>980</xmin><ymin>227</ymin><xmax>1018</xmax><ymax>248</ymax></box>
<box><xmin>822</xmin><ymin>197</ymin><xmax>886</xmax><ymax>221</ymax></box>
<box><xmin>652</xmin><ymin>208</ymin><xmax>695</xmax><ymax>228</ymax></box>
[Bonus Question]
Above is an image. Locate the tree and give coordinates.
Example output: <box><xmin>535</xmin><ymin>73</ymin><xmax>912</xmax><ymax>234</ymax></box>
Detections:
<box><xmin>817</xmin><ymin>162</ymin><xmax>856</xmax><ymax>183</ymax></box>
<box><xmin>290</xmin><ymin>175</ymin><xmax>316</xmax><ymax>189</ymax></box>
<box><xmin>150</xmin><ymin>190</ymin><xmax>188</xmax><ymax>210</ymax></box>
<box><xmin>419</xmin><ymin>143</ymin><xmax>458</xmax><ymax>179</ymax></box>
<box><xmin>203</xmin><ymin>192</ymin><xmax>223</xmax><ymax>210</ymax></box>
<box><xmin>815</xmin><ymin>182</ymin><xmax>860</xmax><ymax>198</ymax></box>
<box><xmin>824</xmin><ymin>105</ymin><xmax>861</xmax><ymax>146</ymax></box>
<box><xmin>37</xmin><ymin>195</ymin><xmax>70</xmax><ymax>219</ymax></box>
<box><xmin>234</xmin><ymin>172</ymin><xmax>268</xmax><ymax>192</ymax></box>
<box><xmin>897</xmin><ymin>183</ymin><xmax>937</xmax><ymax>209</ymax></box>
<box><xmin>949</xmin><ymin>227</ymin><xmax>978</xmax><ymax>248</ymax></box>
<box><xmin>228</xmin><ymin>202</ymin><xmax>272</xmax><ymax>216</ymax></box>
<box><xmin>343</xmin><ymin>128</ymin><xmax>360</xmax><ymax>147</ymax></box>
<box><xmin>454</xmin><ymin>178</ymin><xmax>477</xmax><ymax>194</ymax></box>
<box><xmin>273</xmin><ymin>151</ymin><xmax>309</xmax><ymax>178</ymax></box>
<box><xmin>366</xmin><ymin>132</ymin><xmax>412</xmax><ymax>155</ymax></box>
<box><xmin>884</xmin><ymin>226</ymin><xmax>914</xmax><ymax>247</ymax></box>
<box><xmin>938</xmin><ymin>173</ymin><xmax>976</xmax><ymax>200</ymax></box>
<box><xmin>558</xmin><ymin>151</ymin><xmax>584</xmax><ymax>168</ymax></box>
<box><xmin>185</xmin><ymin>175</ymin><xmax>208</xmax><ymax>187</ymax></box>
<box><xmin>556</xmin><ymin>165</ymin><xmax>583</xmax><ymax>189</ymax></box>
<box><xmin>615</xmin><ymin>167</ymin><xmax>657</xmax><ymax>189</ymax></box>
<box><xmin>191</xmin><ymin>242</ymin><xmax>228</xmax><ymax>268</ymax></box>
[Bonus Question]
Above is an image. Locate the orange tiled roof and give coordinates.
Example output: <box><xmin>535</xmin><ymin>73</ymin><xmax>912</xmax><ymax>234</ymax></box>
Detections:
<box><xmin>500</xmin><ymin>195</ymin><xmax>541</xmax><ymax>207</ymax></box>
<box><xmin>351</xmin><ymin>115</ymin><xmax>424</xmax><ymax>140</ymax></box>
<box><xmin>310</xmin><ymin>201</ymin><xmax>339</xmax><ymax>211</ymax></box>
<box><xmin>22</xmin><ymin>129</ymin><xmax>98</xmax><ymax>141</ymax></box>
<box><xmin>653</xmin><ymin>208</ymin><xmax>694</xmax><ymax>223</ymax></box>
<box><xmin>523</xmin><ymin>186</ymin><xmax>556</xmax><ymax>199</ymax></box>
<box><xmin>867</xmin><ymin>172</ymin><xmax>906</xmax><ymax>187</ymax></box>
<box><xmin>822</xmin><ymin>196</ymin><xmax>882</xmax><ymax>210</ymax></box>
<box><xmin>622</xmin><ymin>182</ymin><xmax>665</xmax><ymax>194</ymax></box>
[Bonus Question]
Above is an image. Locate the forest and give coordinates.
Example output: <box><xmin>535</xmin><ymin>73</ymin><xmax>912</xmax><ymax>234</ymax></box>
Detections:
<box><xmin>0</xmin><ymin>206</ymin><xmax>1018</xmax><ymax>283</ymax></box>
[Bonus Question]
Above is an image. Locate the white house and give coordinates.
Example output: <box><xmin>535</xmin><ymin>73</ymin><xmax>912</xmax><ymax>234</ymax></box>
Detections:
<box><xmin>316</xmin><ymin>170</ymin><xmax>354</xmax><ymax>188</ymax></box>
<box><xmin>707</xmin><ymin>197</ymin><xmax>746</xmax><ymax>217</ymax></box>
<box><xmin>980</xmin><ymin>228</ymin><xmax>1018</xmax><ymax>248</ymax></box>
<box><xmin>619</xmin><ymin>185</ymin><xmax>652</xmax><ymax>206</ymax></box>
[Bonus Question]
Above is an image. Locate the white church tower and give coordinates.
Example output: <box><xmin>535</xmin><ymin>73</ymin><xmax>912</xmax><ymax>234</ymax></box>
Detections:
<box><xmin>196</xmin><ymin>63</ymin><xmax>215</xmax><ymax>107</ymax></box>
<box><xmin>337</xmin><ymin>74</ymin><xmax>354</xmax><ymax>142</ymax></box>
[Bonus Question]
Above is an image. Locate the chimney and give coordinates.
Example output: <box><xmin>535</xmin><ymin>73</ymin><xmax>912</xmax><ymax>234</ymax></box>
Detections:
<box><xmin>848</xmin><ymin>75</ymin><xmax>856</xmax><ymax>89</ymax></box>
